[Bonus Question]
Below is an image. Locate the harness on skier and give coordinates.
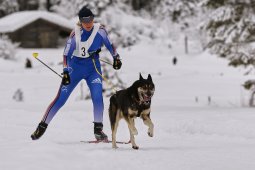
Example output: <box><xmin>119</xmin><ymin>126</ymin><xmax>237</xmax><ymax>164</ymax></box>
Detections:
<box><xmin>88</xmin><ymin>49</ymin><xmax>117</xmax><ymax>93</ymax></box>
<box><xmin>92</xmin><ymin>58</ymin><xmax>117</xmax><ymax>94</ymax></box>
<box><xmin>88</xmin><ymin>48</ymin><xmax>101</xmax><ymax>57</ymax></box>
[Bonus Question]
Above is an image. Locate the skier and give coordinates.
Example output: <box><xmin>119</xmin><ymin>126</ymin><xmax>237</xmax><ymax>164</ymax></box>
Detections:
<box><xmin>31</xmin><ymin>6</ymin><xmax>122</xmax><ymax>141</ymax></box>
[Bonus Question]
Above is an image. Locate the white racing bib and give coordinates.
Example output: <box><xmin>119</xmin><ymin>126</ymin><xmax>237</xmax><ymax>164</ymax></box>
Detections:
<box><xmin>73</xmin><ymin>23</ymin><xmax>100</xmax><ymax>58</ymax></box>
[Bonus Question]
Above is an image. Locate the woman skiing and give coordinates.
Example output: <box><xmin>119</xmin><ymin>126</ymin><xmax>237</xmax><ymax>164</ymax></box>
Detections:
<box><xmin>31</xmin><ymin>6</ymin><xmax>122</xmax><ymax>141</ymax></box>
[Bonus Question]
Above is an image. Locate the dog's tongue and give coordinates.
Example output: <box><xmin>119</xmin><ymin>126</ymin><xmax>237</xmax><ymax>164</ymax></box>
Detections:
<box><xmin>143</xmin><ymin>95</ymin><xmax>151</xmax><ymax>102</ymax></box>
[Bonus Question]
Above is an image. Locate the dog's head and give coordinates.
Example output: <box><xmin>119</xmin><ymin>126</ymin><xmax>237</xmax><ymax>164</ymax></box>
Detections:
<box><xmin>135</xmin><ymin>73</ymin><xmax>155</xmax><ymax>105</ymax></box>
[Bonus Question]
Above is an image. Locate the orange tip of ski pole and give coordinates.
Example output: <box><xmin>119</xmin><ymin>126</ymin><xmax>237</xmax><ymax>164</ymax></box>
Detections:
<box><xmin>32</xmin><ymin>52</ymin><xmax>38</xmax><ymax>58</ymax></box>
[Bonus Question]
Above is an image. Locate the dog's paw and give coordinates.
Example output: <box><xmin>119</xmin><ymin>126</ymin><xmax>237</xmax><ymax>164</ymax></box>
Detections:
<box><xmin>112</xmin><ymin>145</ymin><xmax>119</xmax><ymax>149</ymax></box>
<box><xmin>148</xmin><ymin>129</ymin><xmax>154</xmax><ymax>137</ymax></box>
<box><xmin>148</xmin><ymin>132</ymin><xmax>153</xmax><ymax>137</ymax></box>
<box><xmin>132</xmin><ymin>145</ymin><xmax>139</xmax><ymax>150</ymax></box>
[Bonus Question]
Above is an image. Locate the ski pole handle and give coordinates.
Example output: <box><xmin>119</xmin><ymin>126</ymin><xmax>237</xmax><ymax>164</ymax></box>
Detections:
<box><xmin>32</xmin><ymin>52</ymin><xmax>39</xmax><ymax>58</ymax></box>
<box><xmin>32</xmin><ymin>53</ymin><xmax>63</xmax><ymax>78</ymax></box>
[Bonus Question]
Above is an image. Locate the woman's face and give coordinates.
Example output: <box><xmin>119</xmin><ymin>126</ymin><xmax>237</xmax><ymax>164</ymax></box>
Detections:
<box><xmin>81</xmin><ymin>20</ymin><xmax>94</xmax><ymax>31</ymax></box>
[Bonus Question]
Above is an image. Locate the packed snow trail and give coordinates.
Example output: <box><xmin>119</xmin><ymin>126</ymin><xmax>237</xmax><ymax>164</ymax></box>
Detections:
<box><xmin>1</xmin><ymin>41</ymin><xmax>255</xmax><ymax>170</ymax></box>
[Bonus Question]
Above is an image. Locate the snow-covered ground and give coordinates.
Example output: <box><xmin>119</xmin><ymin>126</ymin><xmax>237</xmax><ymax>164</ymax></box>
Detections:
<box><xmin>1</xmin><ymin>40</ymin><xmax>255</xmax><ymax>170</ymax></box>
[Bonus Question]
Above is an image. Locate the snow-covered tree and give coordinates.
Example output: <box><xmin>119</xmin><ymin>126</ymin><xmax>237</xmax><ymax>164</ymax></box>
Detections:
<box><xmin>130</xmin><ymin>0</ymin><xmax>150</xmax><ymax>10</ymax></box>
<box><xmin>50</xmin><ymin>0</ymin><xmax>111</xmax><ymax>18</ymax></box>
<box><xmin>153</xmin><ymin>0</ymin><xmax>199</xmax><ymax>24</ymax></box>
<box><xmin>15</xmin><ymin>0</ymin><xmax>39</xmax><ymax>11</ymax></box>
<box><xmin>0</xmin><ymin>35</ymin><xmax>19</xmax><ymax>60</ymax></box>
<box><xmin>100</xmin><ymin>57</ymin><xmax>126</xmax><ymax>97</ymax></box>
<box><xmin>0</xmin><ymin>0</ymin><xmax>19</xmax><ymax>17</ymax></box>
<box><xmin>201</xmin><ymin>0</ymin><xmax>255</xmax><ymax>68</ymax></box>
<box><xmin>145</xmin><ymin>0</ymin><xmax>202</xmax><ymax>51</ymax></box>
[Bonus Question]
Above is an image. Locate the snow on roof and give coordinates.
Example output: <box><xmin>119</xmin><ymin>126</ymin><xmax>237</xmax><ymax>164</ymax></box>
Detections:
<box><xmin>0</xmin><ymin>11</ymin><xmax>74</xmax><ymax>33</ymax></box>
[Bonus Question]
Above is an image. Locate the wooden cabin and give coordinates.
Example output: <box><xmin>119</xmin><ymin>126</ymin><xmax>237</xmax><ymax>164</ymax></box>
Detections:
<box><xmin>0</xmin><ymin>11</ymin><xmax>74</xmax><ymax>48</ymax></box>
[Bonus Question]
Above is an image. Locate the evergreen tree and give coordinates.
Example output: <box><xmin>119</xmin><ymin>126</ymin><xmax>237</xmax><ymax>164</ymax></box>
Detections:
<box><xmin>201</xmin><ymin>0</ymin><xmax>255</xmax><ymax>68</ymax></box>
<box><xmin>0</xmin><ymin>35</ymin><xmax>19</xmax><ymax>60</ymax></box>
<box><xmin>0</xmin><ymin>0</ymin><xmax>19</xmax><ymax>17</ymax></box>
<box><xmin>50</xmin><ymin>0</ymin><xmax>111</xmax><ymax>18</ymax></box>
<box><xmin>153</xmin><ymin>0</ymin><xmax>199</xmax><ymax>23</ymax></box>
<box><xmin>19</xmin><ymin>0</ymin><xmax>39</xmax><ymax>10</ymax></box>
<box><xmin>149</xmin><ymin>0</ymin><xmax>202</xmax><ymax>50</ymax></box>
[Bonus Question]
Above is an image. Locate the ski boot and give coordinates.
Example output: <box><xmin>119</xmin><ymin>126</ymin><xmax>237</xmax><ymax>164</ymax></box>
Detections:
<box><xmin>94</xmin><ymin>122</ymin><xmax>108</xmax><ymax>141</ymax></box>
<box><xmin>31</xmin><ymin>122</ymin><xmax>48</xmax><ymax>140</ymax></box>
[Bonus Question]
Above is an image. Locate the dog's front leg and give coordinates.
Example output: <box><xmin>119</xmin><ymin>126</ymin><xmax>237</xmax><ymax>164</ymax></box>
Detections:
<box><xmin>126</xmin><ymin>118</ymin><xmax>139</xmax><ymax>149</ymax></box>
<box><xmin>130</xmin><ymin>118</ymin><xmax>138</xmax><ymax>136</ymax></box>
<box><xmin>142</xmin><ymin>114</ymin><xmax>154</xmax><ymax>137</ymax></box>
<box><xmin>127</xmin><ymin>116</ymin><xmax>138</xmax><ymax>135</ymax></box>
<box><xmin>129</xmin><ymin>128</ymin><xmax>139</xmax><ymax>149</ymax></box>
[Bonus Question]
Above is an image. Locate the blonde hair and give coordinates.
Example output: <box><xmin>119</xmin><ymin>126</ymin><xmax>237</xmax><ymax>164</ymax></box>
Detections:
<box><xmin>77</xmin><ymin>21</ymin><xmax>81</xmax><ymax>27</ymax></box>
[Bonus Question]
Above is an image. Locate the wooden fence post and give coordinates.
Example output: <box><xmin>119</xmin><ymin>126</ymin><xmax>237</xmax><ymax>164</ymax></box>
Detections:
<box><xmin>185</xmin><ymin>35</ymin><xmax>188</xmax><ymax>54</ymax></box>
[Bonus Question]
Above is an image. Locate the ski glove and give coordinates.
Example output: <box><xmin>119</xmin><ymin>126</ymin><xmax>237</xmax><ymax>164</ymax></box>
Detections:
<box><xmin>62</xmin><ymin>68</ymin><xmax>70</xmax><ymax>85</ymax></box>
<box><xmin>113</xmin><ymin>54</ymin><xmax>122</xmax><ymax>70</ymax></box>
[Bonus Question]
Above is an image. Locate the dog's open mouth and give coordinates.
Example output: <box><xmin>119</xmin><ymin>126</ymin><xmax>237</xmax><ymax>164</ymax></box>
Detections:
<box><xmin>142</xmin><ymin>94</ymin><xmax>152</xmax><ymax>104</ymax></box>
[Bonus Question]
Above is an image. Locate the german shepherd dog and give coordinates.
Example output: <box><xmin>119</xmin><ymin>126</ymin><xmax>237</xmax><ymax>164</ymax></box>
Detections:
<box><xmin>109</xmin><ymin>74</ymin><xmax>155</xmax><ymax>149</ymax></box>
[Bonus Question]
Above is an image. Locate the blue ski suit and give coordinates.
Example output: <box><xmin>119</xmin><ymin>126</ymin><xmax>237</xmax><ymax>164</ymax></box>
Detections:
<box><xmin>41</xmin><ymin>23</ymin><xmax>118</xmax><ymax>124</ymax></box>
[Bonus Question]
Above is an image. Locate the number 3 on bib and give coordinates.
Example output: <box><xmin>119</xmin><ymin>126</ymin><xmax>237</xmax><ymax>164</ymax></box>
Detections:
<box><xmin>81</xmin><ymin>47</ymin><xmax>86</xmax><ymax>56</ymax></box>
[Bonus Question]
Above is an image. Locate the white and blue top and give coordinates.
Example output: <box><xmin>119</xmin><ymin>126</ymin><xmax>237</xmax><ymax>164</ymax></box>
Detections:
<box><xmin>63</xmin><ymin>23</ymin><xmax>117</xmax><ymax>68</ymax></box>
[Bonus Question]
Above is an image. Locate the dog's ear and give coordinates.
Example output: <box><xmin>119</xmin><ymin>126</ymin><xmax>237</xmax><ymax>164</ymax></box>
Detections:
<box><xmin>139</xmin><ymin>73</ymin><xmax>144</xmax><ymax>80</ymax></box>
<box><xmin>147</xmin><ymin>74</ymin><xmax>152</xmax><ymax>82</ymax></box>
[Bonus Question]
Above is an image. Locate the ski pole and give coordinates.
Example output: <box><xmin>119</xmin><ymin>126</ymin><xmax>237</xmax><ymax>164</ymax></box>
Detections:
<box><xmin>32</xmin><ymin>53</ymin><xmax>63</xmax><ymax>78</ymax></box>
<box><xmin>99</xmin><ymin>58</ymin><xmax>113</xmax><ymax>66</ymax></box>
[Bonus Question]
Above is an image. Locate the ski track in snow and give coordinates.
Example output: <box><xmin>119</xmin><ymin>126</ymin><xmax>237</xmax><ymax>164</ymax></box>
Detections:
<box><xmin>1</xmin><ymin>42</ymin><xmax>255</xmax><ymax>170</ymax></box>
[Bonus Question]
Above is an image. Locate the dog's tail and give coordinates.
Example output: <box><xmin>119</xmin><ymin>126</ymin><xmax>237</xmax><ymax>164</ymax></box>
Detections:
<box><xmin>109</xmin><ymin>95</ymin><xmax>118</xmax><ymax>131</ymax></box>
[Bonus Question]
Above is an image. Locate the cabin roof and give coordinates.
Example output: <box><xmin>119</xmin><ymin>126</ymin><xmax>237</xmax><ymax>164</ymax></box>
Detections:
<box><xmin>0</xmin><ymin>11</ymin><xmax>74</xmax><ymax>33</ymax></box>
